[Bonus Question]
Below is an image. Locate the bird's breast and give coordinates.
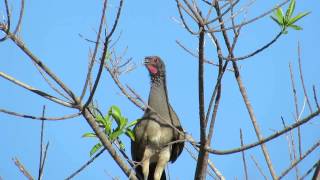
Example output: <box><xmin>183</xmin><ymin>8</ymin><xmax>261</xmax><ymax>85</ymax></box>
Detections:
<box><xmin>134</xmin><ymin>118</ymin><xmax>173</xmax><ymax>148</ymax></box>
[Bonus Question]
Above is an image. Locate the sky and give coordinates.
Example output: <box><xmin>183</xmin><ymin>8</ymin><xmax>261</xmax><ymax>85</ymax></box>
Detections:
<box><xmin>0</xmin><ymin>0</ymin><xmax>319</xmax><ymax>179</ymax></box>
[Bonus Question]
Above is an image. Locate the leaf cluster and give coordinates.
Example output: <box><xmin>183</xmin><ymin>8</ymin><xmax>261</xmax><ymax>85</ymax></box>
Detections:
<box><xmin>82</xmin><ymin>105</ymin><xmax>139</xmax><ymax>156</ymax></box>
<box><xmin>271</xmin><ymin>0</ymin><xmax>310</xmax><ymax>34</ymax></box>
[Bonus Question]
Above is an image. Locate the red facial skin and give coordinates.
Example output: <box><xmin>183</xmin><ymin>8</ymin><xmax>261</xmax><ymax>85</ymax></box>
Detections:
<box><xmin>147</xmin><ymin>65</ymin><xmax>158</xmax><ymax>75</ymax></box>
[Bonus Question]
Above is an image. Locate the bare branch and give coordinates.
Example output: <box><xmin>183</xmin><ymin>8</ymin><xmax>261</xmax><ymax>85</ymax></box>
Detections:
<box><xmin>176</xmin><ymin>39</ymin><xmax>234</xmax><ymax>71</ymax></box>
<box><xmin>297</xmin><ymin>42</ymin><xmax>313</xmax><ymax>113</ymax></box>
<box><xmin>300</xmin><ymin>159</ymin><xmax>320</xmax><ymax>180</ymax></box>
<box><xmin>289</xmin><ymin>62</ymin><xmax>302</xmax><ymax>159</ymax></box>
<box><xmin>312</xmin><ymin>160</ymin><xmax>320</xmax><ymax>180</ymax></box>
<box><xmin>214</xmin><ymin>1</ymin><xmax>277</xmax><ymax>177</ymax></box>
<box><xmin>0</xmin><ymin>108</ymin><xmax>81</xmax><ymax>121</ymax></box>
<box><xmin>80</xmin><ymin>0</ymin><xmax>108</xmax><ymax>101</ymax></box>
<box><xmin>184</xmin><ymin>145</ymin><xmax>219</xmax><ymax>179</ymax></box>
<box><xmin>175</xmin><ymin>0</ymin><xmax>200</xmax><ymax>35</ymax></box>
<box><xmin>206</xmin><ymin>0</ymin><xmax>290</xmax><ymax>32</ymax></box>
<box><xmin>33</xmin><ymin>60</ymin><xmax>72</xmax><ymax>101</ymax></box>
<box><xmin>282</xmin><ymin>117</ymin><xmax>299</xmax><ymax>179</ymax></box>
<box><xmin>38</xmin><ymin>106</ymin><xmax>46</xmax><ymax>180</ymax></box>
<box><xmin>13</xmin><ymin>0</ymin><xmax>25</xmax><ymax>35</ymax></box>
<box><xmin>278</xmin><ymin>140</ymin><xmax>320</xmax><ymax>179</ymax></box>
<box><xmin>240</xmin><ymin>129</ymin><xmax>249</xmax><ymax>180</ymax></box>
<box><xmin>205</xmin><ymin>0</ymin><xmax>240</xmax><ymax>25</ymax></box>
<box><xmin>65</xmin><ymin>148</ymin><xmax>106</xmax><ymax>180</ymax></box>
<box><xmin>84</xmin><ymin>0</ymin><xmax>124</xmax><ymax>108</ymax></box>
<box><xmin>250</xmin><ymin>155</ymin><xmax>268</xmax><ymax>180</ymax></box>
<box><xmin>106</xmin><ymin>0</ymin><xmax>124</xmax><ymax>40</ymax></box>
<box><xmin>0</xmin><ymin>0</ymin><xmax>10</xmax><ymax>41</ymax></box>
<box><xmin>2</xmin><ymin>29</ymin><xmax>77</xmax><ymax>101</ymax></box>
<box><xmin>80</xmin><ymin>108</ymin><xmax>138</xmax><ymax>180</ymax></box>
<box><xmin>104</xmin><ymin>63</ymin><xmax>145</xmax><ymax>110</ymax></box>
<box><xmin>313</xmin><ymin>85</ymin><xmax>320</xmax><ymax>110</ymax></box>
<box><xmin>0</xmin><ymin>71</ymin><xmax>73</xmax><ymax>108</ymax></box>
<box><xmin>13</xmin><ymin>157</ymin><xmax>34</xmax><ymax>180</ymax></box>
<box><xmin>223</xmin><ymin>31</ymin><xmax>282</xmax><ymax>61</ymax></box>
<box><xmin>194</xmin><ymin>25</ymin><xmax>208</xmax><ymax>179</ymax></box>
<box><xmin>205</xmin><ymin>109</ymin><xmax>320</xmax><ymax>155</ymax></box>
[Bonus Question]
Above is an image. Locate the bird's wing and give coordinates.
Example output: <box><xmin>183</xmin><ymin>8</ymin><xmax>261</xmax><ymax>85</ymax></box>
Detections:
<box><xmin>169</xmin><ymin>105</ymin><xmax>185</xmax><ymax>163</ymax></box>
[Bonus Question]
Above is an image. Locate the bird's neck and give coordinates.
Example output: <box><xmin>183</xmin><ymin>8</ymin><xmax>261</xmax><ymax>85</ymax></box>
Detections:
<box><xmin>148</xmin><ymin>77</ymin><xmax>170</xmax><ymax>117</ymax></box>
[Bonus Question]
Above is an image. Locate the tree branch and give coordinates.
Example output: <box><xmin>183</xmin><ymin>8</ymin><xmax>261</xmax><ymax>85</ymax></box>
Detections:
<box><xmin>0</xmin><ymin>108</ymin><xmax>80</xmax><ymax>121</ymax></box>
<box><xmin>205</xmin><ymin>109</ymin><xmax>320</xmax><ymax>155</ymax></box>
<box><xmin>0</xmin><ymin>71</ymin><xmax>73</xmax><ymax>108</ymax></box>
<box><xmin>278</xmin><ymin>140</ymin><xmax>320</xmax><ymax>179</ymax></box>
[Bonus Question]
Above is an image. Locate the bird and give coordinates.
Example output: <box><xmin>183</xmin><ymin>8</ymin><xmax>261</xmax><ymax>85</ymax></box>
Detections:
<box><xmin>131</xmin><ymin>56</ymin><xmax>184</xmax><ymax>180</ymax></box>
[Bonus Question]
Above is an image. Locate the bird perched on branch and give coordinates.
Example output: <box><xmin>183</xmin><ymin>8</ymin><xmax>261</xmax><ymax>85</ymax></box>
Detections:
<box><xmin>131</xmin><ymin>56</ymin><xmax>184</xmax><ymax>180</ymax></box>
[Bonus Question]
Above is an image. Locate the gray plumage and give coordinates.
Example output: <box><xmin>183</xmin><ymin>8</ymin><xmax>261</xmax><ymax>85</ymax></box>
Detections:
<box><xmin>131</xmin><ymin>56</ymin><xmax>184</xmax><ymax>180</ymax></box>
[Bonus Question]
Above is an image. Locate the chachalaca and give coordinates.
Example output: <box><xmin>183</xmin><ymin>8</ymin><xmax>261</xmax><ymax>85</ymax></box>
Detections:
<box><xmin>131</xmin><ymin>56</ymin><xmax>184</xmax><ymax>180</ymax></box>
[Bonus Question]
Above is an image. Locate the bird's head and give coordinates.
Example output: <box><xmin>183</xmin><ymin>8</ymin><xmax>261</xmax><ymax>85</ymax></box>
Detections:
<box><xmin>144</xmin><ymin>56</ymin><xmax>166</xmax><ymax>78</ymax></box>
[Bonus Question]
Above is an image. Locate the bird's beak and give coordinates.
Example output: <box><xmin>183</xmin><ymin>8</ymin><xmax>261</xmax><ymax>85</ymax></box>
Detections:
<box><xmin>144</xmin><ymin>56</ymin><xmax>152</xmax><ymax>65</ymax></box>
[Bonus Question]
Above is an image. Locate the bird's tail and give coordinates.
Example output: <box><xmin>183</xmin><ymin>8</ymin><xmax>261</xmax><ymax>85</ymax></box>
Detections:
<box><xmin>135</xmin><ymin>163</ymin><xmax>166</xmax><ymax>180</ymax></box>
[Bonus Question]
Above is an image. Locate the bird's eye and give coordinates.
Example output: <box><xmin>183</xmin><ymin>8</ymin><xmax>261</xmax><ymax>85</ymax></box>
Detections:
<box><xmin>154</xmin><ymin>58</ymin><xmax>158</xmax><ymax>63</ymax></box>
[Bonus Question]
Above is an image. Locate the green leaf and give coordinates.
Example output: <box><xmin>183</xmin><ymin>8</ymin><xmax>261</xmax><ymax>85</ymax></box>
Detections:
<box><xmin>104</xmin><ymin>119</ymin><xmax>112</xmax><ymax>135</ymax></box>
<box><xmin>125</xmin><ymin>129</ymin><xmax>136</xmax><ymax>141</ymax></box>
<box><xmin>270</xmin><ymin>16</ymin><xmax>282</xmax><ymax>26</ymax></box>
<box><xmin>119</xmin><ymin>117</ymin><xmax>128</xmax><ymax>130</ymax></box>
<box><xmin>109</xmin><ymin>105</ymin><xmax>122</xmax><ymax>126</ymax></box>
<box><xmin>109</xmin><ymin>105</ymin><xmax>121</xmax><ymax>119</ymax></box>
<box><xmin>275</xmin><ymin>7</ymin><xmax>284</xmax><ymax>21</ymax></box>
<box><xmin>90</xmin><ymin>143</ymin><xmax>102</xmax><ymax>156</ymax></box>
<box><xmin>286</xmin><ymin>0</ymin><xmax>296</xmax><ymax>20</ymax></box>
<box><xmin>82</xmin><ymin>132</ymin><xmax>96</xmax><ymax>138</ymax></box>
<box><xmin>289</xmin><ymin>24</ymin><xmax>303</xmax><ymax>30</ymax></box>
<box><xmin>288</xmin><ymin>12</ymin><xmax>310</xmax><ymax>26</ymax></box>
<box><xmin>96</xmin><ymin>115</ymin><xmax>107</xmax><ymax>126</ymax></box>
<box><xmin>127</xmin><ymin>119</ymin><xmax>139</xmax><ymax>128</ymax></box>
<box><xmin>110</xmin><ymin>129</ymin><xmax>124</xmax><ymax>141</ymax></box>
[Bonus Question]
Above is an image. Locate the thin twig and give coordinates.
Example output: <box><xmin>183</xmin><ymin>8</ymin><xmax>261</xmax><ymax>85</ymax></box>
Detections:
<box><xmin>281</xmin><ymin>117</ymin><xmax>299</xmax><ymax>179</ymax></box>
<box><xmin>65</xmin><ymin>148</ymin><xmax>106</xmax><ymax>180</ymax></box>
<box><xmin>0</xmin><ymin>108</ymin><xmax>81</xmax><ymax>121</ymax></box>
<box><xmin>84</xmin><ymin>0</ymin><xmax>124</xmax><ymax>108</ymax></box>
<box><xmin>297</xmin><ymin>42</ymin><xmax>313</xmax><ymax>113</ymax></box>
<box><xmin>13</xmin><ymin>0</ymin><xmax>25</xmax><ymax>35</ymax></box>
<box><xmin>80</xmin><ymin>0</ymin><xmax>108</xmax><ymax>101</ymax></box>
<box><xmin>214</xmin><ymin>1</ymin><xmax>277</xmax><ymax>177</ymax></box>
<box><xmin>175</xmin><ymin>40</ymin><xmax>234</xmax><ymax>71</ymax></box>
<box><xmin>184</xmin><ymin>146</ymin><xmax>217</xmax><ymax>179</ymax></box>
<box><xmin>278</xmin><ymin>140</ymin><xmax>320</xmax><ymax>179</ymax></box>
<box><xmin>299</xmin><ymin>159</ymin><xmax>320</xmax><ymax>180</ymax></box>
<box><xmin>313</xmin><ymin>85</ymin><xmax>320</xmax><ymax>110</ymax></box>
<box><xmin>33</xmin><ymin>60</ymin><xmax>72</xmax><ymax>101</ymax></box>
<box><xmin>0</xmin><ymin>71</ymin><xmax>73</xmax><ymax>107</ymax></box>
<box><xmin>250</xmin><ymin>155</ymin><xmax>268</xmax><ymax>180</ymax></box>
<box><xmin>81</xmin><ymin>108</ymin><xmax>138</xmax><ymax>180</ymax></box>
<box><xmin>206</xmin><ymin>0</ymin><xmax>290</xmax><ymax>32</ymax></box>
<box><xmin>38</xmin><ymin>106</ymin><xmax>46</xmax><ymax>180</ymax></box>
<box><xmin>205</xmin><ymin>109</ymin><xmax>320</xmax><ymax>155</ymax></box>
<box><xmin>240</xmin><ymin>129</ymin><xmax>248</xmax><ymax>180</ymax></box>
<box><xmin>205</xmin><ymin>0</ymin><xmax>240</xmax><ymax>25</ymax></box>
<box><xmin>2</xmin><ymin>29</ymin><xmax>77</xmax><ymax>101</ymax></box>
<box><xmin>223</xmin><ymin>31</ymin><xmax>282</xmax><ymax>61</ymax></box>
<box><xmin>13</xmin><ymin>157</ymin><xmax>34</xmax><ymax>180</ymax></box>
<box><xmin>289</xmin><ymin>62</ymin><xmax>302</xmax><ymax>160</ymax></box>
<box><xmin>312</xmin><ymin>159</ymin><xmax>320</xmax><ymax>180</ymax></box>
<box><xmin>175</xmin><ymin>0</ymin><xmax>201</xmax><ymax>35</ymax></box>
<box><xmin>0</xmin><ymin>0</ymin><xmax>10</xmax><ymax>41</ymax></box>
<box><xmin>40</xmin><ymin>143</ymin><xmax>49</xmax><ymax>179</ymax></box>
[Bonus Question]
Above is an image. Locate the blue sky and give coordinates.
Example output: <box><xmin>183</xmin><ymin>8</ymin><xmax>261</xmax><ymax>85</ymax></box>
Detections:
<box><xmin>0</xmin><ymin>0</ymin><xmax>319</xmax><ymax>179</ymax></box>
